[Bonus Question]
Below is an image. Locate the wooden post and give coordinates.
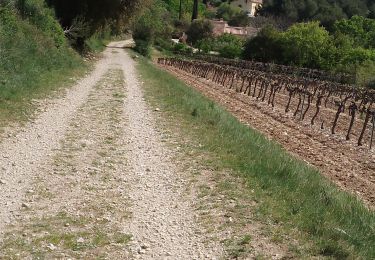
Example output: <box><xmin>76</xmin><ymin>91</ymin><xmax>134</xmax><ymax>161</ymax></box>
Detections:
<box><xmin>300</xmin><ymin>93</ymin><xmax>305</xmax><ymax>120</ymax></box>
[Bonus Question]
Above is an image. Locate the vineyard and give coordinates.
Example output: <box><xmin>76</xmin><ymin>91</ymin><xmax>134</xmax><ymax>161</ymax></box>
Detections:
<box><xmin>158</xmin><ymin>57</ymin><xmax>375</xmax><ymax>149</ymax></box>
<box><xmin>157</xmin><ymin>56</ymin><xmax>375</xmax><ymax>206</ymax></box>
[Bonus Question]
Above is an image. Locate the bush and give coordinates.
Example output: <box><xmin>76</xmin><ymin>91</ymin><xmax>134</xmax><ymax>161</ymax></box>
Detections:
<box><xmin>173</xmin><ymin>42</ymin><xmax>193</xmax><ymax>54</ymax></box>
<box><xmin>186</xmin><ymin>19</ymin><xmax>213</xmax><ymax>45</ymax></box>
<box><xmin>356</xmin><ymin>60</ymin><xmax>375</xmax><ymax>88</ymax></box>
<box><xmin>132</xmin><ymin>0</ymin><xmax>173</xmax><ymax>56</ymax></box>
<box><xmin>281</xmin><ymin>21</ymin><xmax>334</xmax><ymax>68</ymax></box>
<box><xmin>134</xmin><ymin>39</ymin><xmax>151</xmax><ymax>57</ymax></box>
<box><xmin>228</xmin><ymin>11</ymin><xmax>250</xmax><ymax>27</ymax></box>
<box><xmin>0</xmin><ymin>3</ymin><xmax>82</xmax><ymax>123</ymax></box>
<box><xmin>155</xmin><ymin>38</ymin><xmax>174</xmax><ymax>51</ymax></box>
<box><xmin>196</xmin><ymin>38</ymin><xmax>214</xmax><ymax>53</ymax></box>
<box><xmin>243</xmin><ymin>25</ymin><xmax>284</xmax><ymax>63</ymax></box>
<box><xmin>216</xmin><ymin>2</ymin><xmax>240</xmax><ymax>21</ymax></box>
<box><xmin>334</xmin><ymin>15</ymin><xmax>375</xmax><ymax>49</ymax></box>
<box><xmin>13</xmin><ymin>0</ymin><xmax>66</xmax><ymax>48</ymax></box>
<box><xmin>215</xmin><ymin>33</ymin><xmax>244</xmax><ymax>58</ymax></box>
<box><xmin>219</xmin><ymin>45</ymin><xmax>242</xmax><ymax>59</ymax></box>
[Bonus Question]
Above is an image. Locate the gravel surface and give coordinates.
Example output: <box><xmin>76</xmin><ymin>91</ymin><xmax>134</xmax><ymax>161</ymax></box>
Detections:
<box><xmin>121</xmin><ymin>45</ymin><xmax>223</xmax><ymax>259</ymax></box>
<box><xmin>0</xmin><ymin>49</ymin><xmax>109</xmax><ymax>235</ymax></box>
<box><xmin>0</xmin><ymin>41</ymin><xmax>223</xmax><ymax>258</ymax></box>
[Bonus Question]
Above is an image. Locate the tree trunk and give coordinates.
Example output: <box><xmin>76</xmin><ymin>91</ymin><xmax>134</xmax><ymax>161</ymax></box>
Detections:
<box><xmin>192</xmin><ymin>0</ymin><xmax>199</xmax><ymax>21</ymax></box>
<box><xmin>179</xmin><ymin>0</ymin><xmax>183</xmax><ymax>20</ymax></box>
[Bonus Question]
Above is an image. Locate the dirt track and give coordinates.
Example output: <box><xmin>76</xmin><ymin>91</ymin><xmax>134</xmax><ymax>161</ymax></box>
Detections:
<box><xmin>160</xmin><ymin>65</ymin><xmax>375</xmax><ymax>208</ymax></box>
<box><xmin>0</xmin><ymin>42</ymin><xmax>223</xmax><ymax>258</ymax></box>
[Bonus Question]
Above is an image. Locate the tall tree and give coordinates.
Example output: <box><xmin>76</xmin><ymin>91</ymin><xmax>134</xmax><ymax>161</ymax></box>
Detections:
<box><xmin>192</xmin><ymin>0</ymin><xmax>199</xmax><ymax>20</ymax></box>
<box><xmin>179</xmin><ymin>0</ymin><xmax>183</xmax><ymax>20</ymax></box>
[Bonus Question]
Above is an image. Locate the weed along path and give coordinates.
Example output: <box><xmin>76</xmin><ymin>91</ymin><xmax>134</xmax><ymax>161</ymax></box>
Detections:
<box><xmin>0</xmin><ymin>42</ymin><xmax>223</xmax><ymax>258</ymax></box>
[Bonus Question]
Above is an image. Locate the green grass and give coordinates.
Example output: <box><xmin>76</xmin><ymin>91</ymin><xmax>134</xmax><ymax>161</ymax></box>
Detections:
<box><xmin>137</xmin><ymin>57</ymin><xmax>375</xmax><ymax>259</ymax></box>
<box><xmin>0</xmin><ymin>5</ymin><xmax>85</xmax><ymax>127</ymax></box>
<box><xmin>1</xmin><ymin>211</ymin><xmax>131</xmax><ymax>258</ymax></box>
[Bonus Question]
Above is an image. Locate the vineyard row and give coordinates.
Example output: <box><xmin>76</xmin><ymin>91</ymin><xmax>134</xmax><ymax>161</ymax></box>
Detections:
<box><xmin>158</xmin><ymin>57</ymin><xmax>375</xmax><ymax>149</ymax></box>
<box><xmin>180</xmin><ymin>54</ymin><xmax>354</xmax><ymax>84</ymax></box>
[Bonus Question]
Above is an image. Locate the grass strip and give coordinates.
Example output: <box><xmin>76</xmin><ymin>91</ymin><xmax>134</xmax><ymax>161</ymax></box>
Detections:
<box><xmin>137</xmin><ymin>57</ymin><xmax>375</xmax><ymax>259</ymax></box>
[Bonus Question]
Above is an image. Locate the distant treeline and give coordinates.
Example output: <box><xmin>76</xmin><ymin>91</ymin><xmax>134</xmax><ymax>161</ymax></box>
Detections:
<box><xmin>259</xmin><ymin>0</ymin><xmax>375</xmax><ymax>28</ymax></box>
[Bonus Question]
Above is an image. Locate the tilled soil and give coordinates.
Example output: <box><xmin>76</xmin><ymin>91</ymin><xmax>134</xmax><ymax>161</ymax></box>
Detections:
<box><xmin>0</xmin><ymin>43</ymin><xmax>223</xmax><ymax>259</ymax></box>
<box><xmin>160</xmin><ymin>65</ymin><xmax>375</xmax><ymax>208</ymax></box>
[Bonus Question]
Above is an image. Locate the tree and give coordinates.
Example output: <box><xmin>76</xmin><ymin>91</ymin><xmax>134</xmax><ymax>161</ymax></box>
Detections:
<box><xmin>258</xmin><ymin>0</ymin><xmax>372</xmax><ymax>29</ymax></box>
<box><xmin>216</xmin><ymin>34</ymin><xmax>244</xmax><ymax>58</ymax></box>
<box><xmin>192</xmin><ymin>0</ymin><xmax>199</xmax><ymax>20</ymax></box>
<box><xmin>46</xmin><ymin>0</ymin><xmax>147</xmax><ymax>36</ymax></box>
<box><xmin>186</xmin><ymin>19</ymin><xmax>213</xmax><ymax>45</ymax></box>
<box><xmin>334</xmin><ymin>15</ymin><xmax>375</xmax><ymax>49</ymax></box>
<box><xmin>243</xmin><ymin>25</ymin><xmax>284</xmax><ymax>63</ymax></box>
<box><xmin>281</xmin><ymin>21</ymin><xmax>334</xmax><ymax>68</ymax></box>
<box><xmin>132</xmin><ymin>0</ymin><xmax>173</xmax><ymax>56</ymax></box>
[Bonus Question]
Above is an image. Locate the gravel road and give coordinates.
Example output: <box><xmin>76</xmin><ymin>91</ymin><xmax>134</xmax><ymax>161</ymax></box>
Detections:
<box><xmin>0</xmin><ymin>41</ymin><xmax>223</xmax><ymax>258</ymax></box>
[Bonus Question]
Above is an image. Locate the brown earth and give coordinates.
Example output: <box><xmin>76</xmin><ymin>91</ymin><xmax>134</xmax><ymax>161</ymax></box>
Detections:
<box><xmin>159</xmin><ymin>65</ymin><xmax>375</xmax><ymax>208</ymax></box>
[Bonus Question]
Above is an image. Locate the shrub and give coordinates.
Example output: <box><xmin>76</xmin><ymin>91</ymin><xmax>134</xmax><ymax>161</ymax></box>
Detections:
<box><xmin>132</xmin><ymin>0</ymin><xmax>173</xmax><ymax>56</ymax></box>
<box><xmin>334</xmin><ymin>15</ymin><xmax>375</xmax><ymax>49</ymax></box>
<box><xmin>155</xmin><ymin>38</ymin><xmax>174</xmax><ymax>51</ymax></box>
<box><xmin>216</xmin><ymin>2</ymin><xmax>240</xmax><ymax>21</ymax></box>
<box><xmin>356</xmin><ymin>60</ymin><xmax>375</xmax><ymax>88</ymax></box>
<box><xmin>173</xmin><ymin>42</ymin><xmax>193</xmax><ymax>54</ymax></box>
<box><xmin>228</xmin><ymin>11</ymin><xmax>250</xmax><ymax>27</ymax></box>
<box><xmin>13</xmin><ymin>0</ymin><xmax>66</xmax><ymax>48</ymax></box>
<box><xmin>214</xmin><ymin>33</ymin><xmax>244</xmax><ymax>58</ymax></box>
<box><xmin>281</xmin><ymin>21</ymin><xmax>334</xmax><ymax>68</ymax></box>
<box><xmin>219</xmin><ymin>44</ymin><xmax>242</xmax><ymax>59</ymax></box>
<box><xmin>186</xmin><ymin>19</ymin><xmax>213</xmax><ymax>45</ymax></box>
<box><xmin>134</xmin><ymin>39</ymin><xmax>151</xmax><ymax>57</ymax></box>
<box><xmin>243</xmin><ymin>25</ymin><xmax>284</xmax><ymax>63</ymax></box>
<box><xmin>196</xmin><ymin>38</ymin><xmax>214</xmax><ymax>53</ymax></box>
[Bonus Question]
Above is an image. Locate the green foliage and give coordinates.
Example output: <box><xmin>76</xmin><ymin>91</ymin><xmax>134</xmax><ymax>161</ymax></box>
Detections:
<box><xmin>281</xmin><ymin>21</ymin><xmax>333</xmax><ymax>68</ymax></box>
<box><xmin>243</xmin><ymin>20</ymin><xmax>375</xmax><ymax>75</ymax></box>
<box><xmin>216</xmin><ymin>2</ymin><xmax>240</xmax><ymax>21</ymax></box>
<box><xmin>355</xmin><ymin>60</ymin><xmax>375</xmax><ymax>89</ymax></box>
<box><xmin>84</xmin><ymin>27</ymin><xmax>111</xmax><ymax>53</ymax></box>
<box><xmin>243</xmin><ymin>25</ymin><xmax>283</xmax><ymax>63</ymax></box>
<box><xmin>196</xmin><ymin>38</ymin><xmax>214</xmax><ymax>53</ymax></box>
<box><xmin>219</xmin><ymin>44</ymin><xmax>242</xmax><ymax>59</ymax></box>
<box><xmin>215</xmin><ymin>33</ymin><xmax>244</xmax><ymax>58</ymax></box>
<box><xmin>259</xmin><ymin>0</ymin><xmax>372</xmax><ymax>28</ymax></box>
<box><xmin>186</xmin><ymin>19</ymin><xmax>213</xmax><ymax>45</ymax></box>
<box><xmin>13</xmin><ymin>0</ymin><xmax>66</xmax><ymax>47</ymax></box>
<box><xmin>334</xmin><ymin>15</ymin><xmax>375</xmax><ymax>49</ymax></box>
<box><xmin>173</xmin><ymin>42</ymin><xmax>188</xmax><ymax>52</ymax></box>
<box><xmin>134</xmin><ymin>40</ymin><xmax>152</xmax><ymax>57</ymax></box>
<box><xmin>215</xmin><ymin>2</ymin><xmax>250</xmax><ymax>26</ymax></box>
<box><xmin>228</xmin><ymin>11</ymin><xmax>250</xmax><ymax>27</ymax></box>
<box><xmin>45</xmin><ymin>0</ymin><xmax>147</xmax><ymax>47</ymax></box>
<box><xmin>132</xmin><ymin>0</ymin><xmax>173</xmax><ymax>56</ymax></box>
<box><xmin>160</xmin><ymin>0</ymin><xmax>206</xmax><ymax>20</ymax></box>
<box><xmin>0</xmin><ymin>4</ymin><xmax>82</xmax><ymax>123</ymax></box>
<box><xmin>196</xmin><ymin>33</ymin><xmax>244</xmax><ymax>58</ymax></box>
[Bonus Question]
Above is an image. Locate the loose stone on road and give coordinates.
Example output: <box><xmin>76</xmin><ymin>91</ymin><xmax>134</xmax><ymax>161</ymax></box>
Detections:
<box><xmin>0</xmin><ymin>41</ymin><xmax>223</xmax><ymax>259</ymax></box>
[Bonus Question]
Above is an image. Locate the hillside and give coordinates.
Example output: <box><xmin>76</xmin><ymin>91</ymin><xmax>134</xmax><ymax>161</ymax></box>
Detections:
<box><xmin>259</xmin><ymin>0</ymin><xmax>375</xmax><ymax>28</ymax></box>
<box><xmin>0</xmin><ymin>0</ymin><xmax>83</xmax><ymax>124</ymax></box>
